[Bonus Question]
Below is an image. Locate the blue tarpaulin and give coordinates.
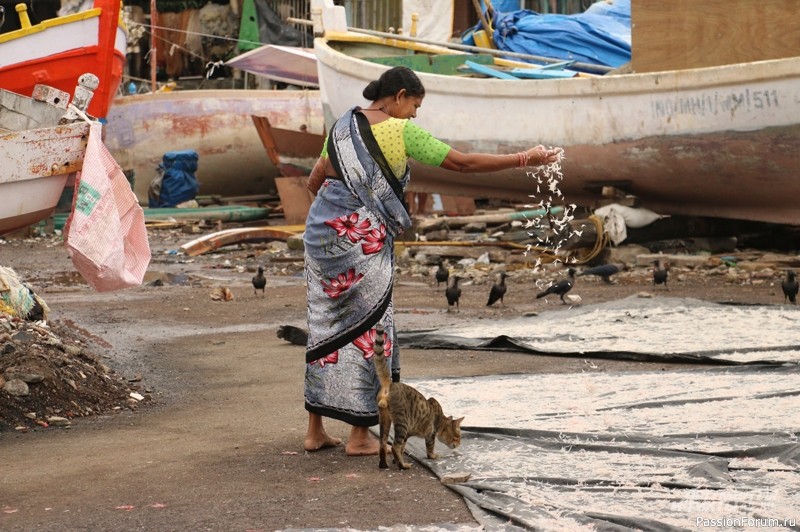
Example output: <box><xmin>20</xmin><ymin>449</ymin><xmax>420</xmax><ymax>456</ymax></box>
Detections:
<box><xmin>465</xmin><ymin>0</ymin><xmax>631</xmax><ymax>71</ymax></box>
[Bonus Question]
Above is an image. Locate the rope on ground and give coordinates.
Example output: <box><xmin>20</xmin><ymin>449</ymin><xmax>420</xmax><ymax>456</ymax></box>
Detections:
<box><xmin>571</xmin><ymin>214</ymin><xmax>609</xmax><ymax>265</ymax></box>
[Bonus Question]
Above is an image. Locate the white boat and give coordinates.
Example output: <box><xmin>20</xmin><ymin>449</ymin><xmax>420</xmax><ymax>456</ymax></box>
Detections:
<box><xmin>311</xmin><ymin>9</ymin><xmax>800</xmax><ymax>225</ymax></box>
<box><xmin>0</xmin><ymin>82</ymin><xmax>95</xmax><ymax>236</ymax></box>
<box><xmin>103</xmin><ymin>89</ymin><xmax>324</xmax><ymax>203</ymax></box>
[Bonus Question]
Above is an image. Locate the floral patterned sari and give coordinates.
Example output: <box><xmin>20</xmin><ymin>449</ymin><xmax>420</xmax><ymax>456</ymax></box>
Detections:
<box><xmin>303</xmin><ymin>107</ymin><xmax>412</xmax><ymax>426</ymax></box>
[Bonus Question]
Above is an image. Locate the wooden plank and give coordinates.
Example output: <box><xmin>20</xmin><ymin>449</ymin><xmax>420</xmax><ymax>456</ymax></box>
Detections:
<box><xmin>179</xmin><ymin>226</ymin><xmax>303</xmax><ymax>256</ymax></box>
<box><xmin>508</xmin><ymin>68</ymin><xmax>577</xmax><ymax>79</ymax></box>
<box><xmin>632</xmin><ymin>0</ymin><xmax>800</xmax><ymax>72</ymax></box>
<box><xmin>464</xmin><ymin>60</ymin><xmax>518</xmax><ymax>80</ymax></box>
<box><xmin>275</xmin><ymin>176</ymin><xmax>314</xmax><ymax>225</ymax></box>
<box><xmin>251</xmin><ymin>115</ymin><xmax>280</xmax><ymax>166</ymax></box>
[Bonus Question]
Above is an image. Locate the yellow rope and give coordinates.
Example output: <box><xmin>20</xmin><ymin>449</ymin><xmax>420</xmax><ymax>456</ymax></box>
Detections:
<box><xmin>523</xmin><ymin>214</ymin><xmax>608</xmax><ymax>266</ymax></box>
<box><xmin>571</xmin><ymin>214</ymin><xmax>609</xmax><ymax>265</ymax></box>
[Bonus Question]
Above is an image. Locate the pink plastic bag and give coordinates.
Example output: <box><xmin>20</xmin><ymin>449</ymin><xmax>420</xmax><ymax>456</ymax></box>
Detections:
<box><xmin>64</xmin><ymin>123</ymin><xmax>151</xmax><ymax>291</ymax></box>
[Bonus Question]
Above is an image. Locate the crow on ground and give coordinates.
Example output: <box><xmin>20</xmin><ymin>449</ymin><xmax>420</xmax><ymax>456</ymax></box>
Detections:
<box><xmin>782</xmin><ymin>270</ymin><xmax>798</xmax><ymax>304</ymax></box>
<box><xmin>653</xmin><ymin>259</ymin><xmax>669</xmax><ymax>289</ymax></box>
<box><xmin>252</xmin><ymin>266</ymin><xmax>266</xmax><ymax>297</ymax></box>
<box><xmin>536</xmin><ymin>268</ymin><xmax>576</xmax><ymax>304</ymax></box>
<box><xmin>277</xmin><ymin>325</ymin><xmax>308</xmax><ymax>346</ymax></box>
<box><xmin>445</xmin><ymin>275</ymin><xmax>462</xmax><ymax>312</ymax></box>
<box><xmin>486</xmin><ymin>272</ymin><xmax>509</xmax><ymax>307</ymax></box>
<box><xmin>576</xmin><ymin>263</ymin><xmax>626</xmax><ymax>284</ymax></box>
<box><xmin>435</xmin><ymin>260</ymin><xmax>449</xmax><ymax>290</ymax></box>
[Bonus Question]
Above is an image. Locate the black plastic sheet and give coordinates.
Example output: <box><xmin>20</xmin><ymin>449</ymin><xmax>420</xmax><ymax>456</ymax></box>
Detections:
<box><xmin>399</xmin><ymin>297</ymin><xmax>800</xmax><ymax>365</ymax></box>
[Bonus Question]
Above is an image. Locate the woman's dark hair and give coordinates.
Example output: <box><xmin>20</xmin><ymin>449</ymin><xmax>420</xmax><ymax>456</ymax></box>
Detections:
<box><xmin>362</xmin><ymin>66</ymin><xmax>425</xmax><ymax>101</ymax></box>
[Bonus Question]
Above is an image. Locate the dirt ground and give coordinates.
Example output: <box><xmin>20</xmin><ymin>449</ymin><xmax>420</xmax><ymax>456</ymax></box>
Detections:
<box><xmin>0</xmin><ymin>225</ymin><xmax>792</xmax><ymax>531</ymax></box>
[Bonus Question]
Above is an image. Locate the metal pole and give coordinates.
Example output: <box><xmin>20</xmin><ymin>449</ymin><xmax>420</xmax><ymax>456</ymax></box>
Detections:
<box><xmin>150</xmin><ymin>0</ymin><xmax>157</xmax><ymax>92</ymax></box>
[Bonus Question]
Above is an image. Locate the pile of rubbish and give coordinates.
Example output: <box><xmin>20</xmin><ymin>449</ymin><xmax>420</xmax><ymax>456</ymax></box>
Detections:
<box><xmin>0</xmin><ymin>267</ymin><xmax>146</xmax><ymax>432</ymax></box>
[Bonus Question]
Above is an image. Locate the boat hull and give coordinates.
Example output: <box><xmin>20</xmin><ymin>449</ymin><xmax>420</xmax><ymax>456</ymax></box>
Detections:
<box><xmin>0</xmin><ymin>0</ymin><xmax>126</xmax><ymax>118</ymax></box>
<box><xmin>0</xmin><ymin>122</ymin><xmax>90</xmax><ymax>236</ymax></box>
<box><xmin>104</xmin><ymin>90</ymin><xmax>323</xmax><ymax>203</ymax></box>
<box><xmin>315</xmin><ymin>37</ymin><xmax>800</xmax><ymax>225</ymax></box>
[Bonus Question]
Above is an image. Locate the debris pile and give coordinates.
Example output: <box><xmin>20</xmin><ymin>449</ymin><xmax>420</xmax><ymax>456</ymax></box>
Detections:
<box><xmin>0</xmin><ymin>314</ymin><xmax>147</xmax><ymax>432</ymax></box>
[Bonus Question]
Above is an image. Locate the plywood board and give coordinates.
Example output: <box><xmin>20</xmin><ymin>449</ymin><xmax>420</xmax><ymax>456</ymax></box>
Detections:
<box><xmin>632</xmin><ymin>0</ymin><xmax>800</xmax><ymax>73</ymax></box>
<box><xmin>275</xmin><ymin>177</ymin><xmax>314</xmax><ymax>225</ymax></box>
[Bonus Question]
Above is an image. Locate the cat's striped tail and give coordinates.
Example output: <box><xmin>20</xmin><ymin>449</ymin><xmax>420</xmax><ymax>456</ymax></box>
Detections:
<box><xmin>373</xmin><ymin>323</ymin><xmax>391</xmax><ymax>408</ymax></box>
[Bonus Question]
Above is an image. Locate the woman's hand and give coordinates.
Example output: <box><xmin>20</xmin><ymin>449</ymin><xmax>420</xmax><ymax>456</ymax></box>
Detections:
<box><xmin>526</xmin><ymin>145</ymin><xmax>563</xmax><ymax>166</ymax></box>
<box><xmin>307</xmin><ymin>173</ymin><xmax>325</xmax><ymax>195</ymax></box>
<box><xmin>307</xmin><ymin>157</ymin><xmax>327</xmax><ymax>195</ymax></box>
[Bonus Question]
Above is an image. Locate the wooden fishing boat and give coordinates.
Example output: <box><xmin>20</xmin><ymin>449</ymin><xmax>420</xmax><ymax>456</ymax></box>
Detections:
<box><xmin>0</xmin><ymin>83</ymin><xmax>94</xmax><ymax>236</ymax></box>
<box><xmin>312</xmin><ymin>14</ymin><xmax>800</xmax><ymax>225</ymax></box>
<box><xmin>0</xmin><ymin>0</ymin><xmax>126</xmax><ymax>119</ymax></box>
<box><xmin>103</xmin><ymin>89</ymin><xmax>324</xmax><ymax>203</ymax></box>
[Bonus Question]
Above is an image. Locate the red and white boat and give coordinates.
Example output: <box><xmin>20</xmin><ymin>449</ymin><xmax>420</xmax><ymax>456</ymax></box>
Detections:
<box><xmin>0</xmin><ymin>79</ymin><xmax>99</xmax><ymax>236</ymax></box>
<box><xmin>0</xmin><ymin>0</ymin><xmax>126</xmax><ymax>119</ymax></box>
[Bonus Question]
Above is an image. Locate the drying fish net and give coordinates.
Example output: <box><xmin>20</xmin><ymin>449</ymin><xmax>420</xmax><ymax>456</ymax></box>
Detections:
<box><xmin>0</xmin><ymin>266</ymin><xmax>49</xmax><ymax>320</ymax></box>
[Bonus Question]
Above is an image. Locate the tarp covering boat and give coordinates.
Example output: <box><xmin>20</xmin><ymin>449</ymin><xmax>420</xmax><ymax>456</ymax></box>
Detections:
<box><xmin>466</xmin><ymin>0</ymin><xmax>631</xmax><ymax>70</ymax></box>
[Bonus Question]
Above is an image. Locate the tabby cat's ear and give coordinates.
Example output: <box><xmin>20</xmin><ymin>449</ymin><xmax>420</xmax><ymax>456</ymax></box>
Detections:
<box><xmin>454</xmin><ymin>416</ymin><xmax>465</xmax><ymax>426</ymax></box>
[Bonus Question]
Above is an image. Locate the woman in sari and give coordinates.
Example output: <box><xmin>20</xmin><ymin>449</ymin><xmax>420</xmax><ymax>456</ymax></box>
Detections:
<box><xmin>303</xmin><ymin>66</ymin><xmax>561</xmax><ymax>455</ymax></box>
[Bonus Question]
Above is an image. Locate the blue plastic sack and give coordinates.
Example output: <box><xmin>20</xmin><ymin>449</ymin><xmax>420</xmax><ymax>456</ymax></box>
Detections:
<box><xmin>148</xmin><ymin>150</ymin><xmax>200</xmax><ymax>208</ymax></box>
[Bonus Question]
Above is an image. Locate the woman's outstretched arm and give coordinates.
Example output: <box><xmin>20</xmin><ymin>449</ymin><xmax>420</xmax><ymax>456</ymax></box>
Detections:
<box><xmin>440</xmin><ymin>145</ymin><xmax>561</xmax><ymax>173</ymax></box>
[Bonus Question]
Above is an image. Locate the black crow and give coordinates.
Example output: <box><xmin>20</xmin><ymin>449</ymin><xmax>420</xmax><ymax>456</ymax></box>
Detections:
<box><xmin>782</xmin><ymin>270</ymin><xmax>798</xmax><ymax>304</ymax></box>
<box><xmin>486</xmin><ymin>272</ymin><xmax>509</xmax><ymax>307</ymax></box>
<box><xmin>277</xmin><ymin>325</ymin><xmax>308</xmax><ymax>346</ymax></box>
<box><xmin>435</xmin><ymin>260</ymin><xmax>449</xmax><ymax>289</ymax></box>
<box><xmin>536</xmin><ymin>268</ymin><xmax>576</xmax><ymax>304</ymax></box>
<box><xmin>445</xmin><ymin>275</ymin><xmax>462</xmax><ymax>312</ymax></box>
<box><xmin>252</xmin><ymin>265</ymin><xmax>266</xmax><ymax>296</ymax></box>
<box><xmin>576</xmin><ymin>263</ymin><xmax>626</xmax><ymax>284</ymax></box>
<box><xmin>653</xmin><ymin>259</ymin><xmax>669</xmax><ymax>289</ymax></box>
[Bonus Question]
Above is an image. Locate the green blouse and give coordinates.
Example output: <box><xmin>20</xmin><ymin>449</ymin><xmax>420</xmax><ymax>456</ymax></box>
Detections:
<box><xmin>322</xmin><ymin>117</ymin><xmax>451</xmax><ymax>178</ymax></box>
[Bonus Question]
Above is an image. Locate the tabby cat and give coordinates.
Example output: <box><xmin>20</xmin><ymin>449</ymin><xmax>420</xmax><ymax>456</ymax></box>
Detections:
<box><xmin>372</xmin><ymin>324</ymin><xmax>464</xmax><ymax>470</ymax></box>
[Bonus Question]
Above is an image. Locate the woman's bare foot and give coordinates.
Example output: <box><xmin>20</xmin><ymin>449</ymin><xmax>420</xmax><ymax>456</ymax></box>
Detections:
<box><xmin>345</xmin><ymin>427</ymin><xmax>389</xmax><ymax>456</ymax></box>
<box><xmin>345</xmin><ymin>438</ymin><xmax>381</xmax><ymax>456</ymax></box>
<box><xmin>304</xmin><ymin>434</ymin><xmax>342</xmax><ymax>452</ymax></box>
<box><xmin>304</xmin><ymin>413</ymin><xmax>342</xmax><ymax>451</ymax></box>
